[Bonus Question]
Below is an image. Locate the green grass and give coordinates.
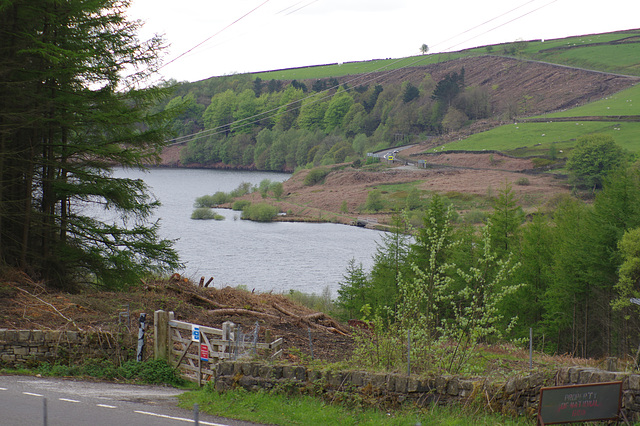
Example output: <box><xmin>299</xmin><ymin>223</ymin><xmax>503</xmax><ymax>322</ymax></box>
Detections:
<box><xmin>2</xmin><ymin>359</ymin><xmax>188</xmax><ymax>387</ymax></box>
<box><xmin>542</xmin><ymin>84</ymin><xmax>640</xmax><ymax>118</ymax></box>
<box><xmin>254</xmin><ymin>53</ymin><xmax>472</xmax><ymax>81</ymax></box>
<box><xmin>440</xmin><ymin>121</ymin><xmax>640</xmax><ymax>154</ymax></box>
<box><xmin>253</xmin><ymin>29</ymin><xmax>640</xmax><ymax>82</ymax></box>
<box><xmin>179</xmin><ymin>387</ymin><xmax>534</xmax><ymax>426</ymax></box>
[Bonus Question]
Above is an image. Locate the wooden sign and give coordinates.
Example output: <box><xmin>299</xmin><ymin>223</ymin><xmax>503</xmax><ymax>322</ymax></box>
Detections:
<box><xmin>537</xmin><ymin>381</ymin><xmax>622</xmax><ymax>425</ymax></box>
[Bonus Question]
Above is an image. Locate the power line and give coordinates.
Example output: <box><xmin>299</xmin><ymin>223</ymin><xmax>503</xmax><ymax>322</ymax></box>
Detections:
<box><xmin>158</xmin><ymin>0</ymin><xmax>272</xmax><ymax>73</ymax></box>
<box><xmin>429</xmin><ymin>0</ymin><xmax>542</xmax><ymax>51</ymax></box>
<box><xmin>161</xmin><ymin>0</ymin><xmax>560</xmax><ymax>145</ymax></box>
<box><xmin>441</xmin><ymin>0</ymin><xmax>559</xmax><ymax>52</ymax></box>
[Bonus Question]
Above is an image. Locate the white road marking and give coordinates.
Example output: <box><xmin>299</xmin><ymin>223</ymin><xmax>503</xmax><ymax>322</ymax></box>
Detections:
<box><xmin>0</xmin><ymin>387</ymin><xmax>7</xmax><ymax>391</ymax></box>
<box><xmin>59</xmin><ymin>398</ymin><xmax>80</xmax><ymax>403</ymax></box>
<box><xmin>23</xmin><ymin>392</ymin><xmax>43</xmax><ymax>397</ymax></box>
<box><xmin>134</xmin><ymin>410</ymin><xmax>229</xmax><ymax>426</ymax></box>
<box><xmin>96</xmin><ymin>404</ymin><xmax>117</xmax><ymax>409</ymax></box>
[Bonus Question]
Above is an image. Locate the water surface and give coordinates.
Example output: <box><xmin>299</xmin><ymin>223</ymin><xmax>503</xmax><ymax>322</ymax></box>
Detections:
<box><xmin>111</xmin><ymin>167</ymin><xmax>383</xmax><ymax>296</ymax></box>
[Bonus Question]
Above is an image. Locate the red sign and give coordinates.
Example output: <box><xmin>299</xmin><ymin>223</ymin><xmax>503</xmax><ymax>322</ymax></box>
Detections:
<box><xmin>200</xmin><ymin>344</ymin><xmax>209</xmax><ymax>361</ymax></box>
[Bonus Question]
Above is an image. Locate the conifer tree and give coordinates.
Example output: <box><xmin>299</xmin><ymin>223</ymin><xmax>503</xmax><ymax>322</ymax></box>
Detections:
<box><xmin>0</xmin><ymin>0</ymin><xmax>180</xmax><ymax>289</ymax></box>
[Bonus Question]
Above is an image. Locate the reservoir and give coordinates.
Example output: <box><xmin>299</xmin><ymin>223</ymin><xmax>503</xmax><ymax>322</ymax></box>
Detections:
<box><xmin>111</xmin><ymin>167</ymin><xmax>383</xmax><ymax>297</ymax></box>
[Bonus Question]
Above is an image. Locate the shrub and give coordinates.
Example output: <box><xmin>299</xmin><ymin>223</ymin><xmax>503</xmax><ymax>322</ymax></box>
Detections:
<box><xmin>191</xmin><ymin>208</ymin><xmax>224</xmax><ymax>220</ymax></box>
<box><xmin>230</xmin><ymin>182</ymin><xmax>253</xmax><ymax>197</ymax></box>
<box><xmin>365</xmin><ymin>190</ymin><xmax>384</xmax><ymax>212</ymax></box>
<box><xmin>286</xmin><ymin>286</ymin><xmax>334</xmax><ymax>314</ymax></box>
<box><xmin>118</xmin><ymin>359</ymin><xmax>186</xmax><ymax>387</ymax></box>
<box><xmin>194</xmin><ymin>192</ymin><xmax>231</xmax><ymax>208</ymax></box>
<box><xmin>464</xmin><ymin>209</ymin><xmax>488</xmax><ymax>224</ymax></box>
<box><xmin>36</xmin><ymin>359</ymin><xmax>186</xmax><ymax>387</ymax></box>
<box><xmin>270</xmin><ymin>181</ymin><xmax>284</xmax><ymax>200</ymax></box>
<box><xmin>194</xmin><ymin>194</ymin><xmax>216</xmax><ymax>208</ymax></box>
<box><xmin>304</xmin><ymin>168</ymin><xmax>329</xmax><ymax>186</ymax></box>
<box><xmin>515</xmin><ymin>177</ymin><xmax>530</xmax><ymax>186</ymax></box>
<box><xmin>532</xmin><ymin>158</ymin><xmax>555</xmax><ymax>169</ymax></box>
<box><xmin>242</xmin><ymin>203</ymin><xmax>278</xmax><ymax>222</ymax></box>
<box><xmin>232</xmin><ymin>200</ymin><xmax>251</xmax><ymax>211</ymax></box>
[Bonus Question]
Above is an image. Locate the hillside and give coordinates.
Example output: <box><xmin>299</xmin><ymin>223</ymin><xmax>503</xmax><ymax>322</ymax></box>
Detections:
<box><xmin>160</xmin><ymin>51</ymin><xmax>639</xmax><ymax>225</ymax></box>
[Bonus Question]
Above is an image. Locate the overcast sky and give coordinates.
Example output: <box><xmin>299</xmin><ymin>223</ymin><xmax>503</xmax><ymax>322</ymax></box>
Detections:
<box><xmin>127</xmin><ymin>0</ymin><xmax>639</xmax><ymax>83</ymax></box>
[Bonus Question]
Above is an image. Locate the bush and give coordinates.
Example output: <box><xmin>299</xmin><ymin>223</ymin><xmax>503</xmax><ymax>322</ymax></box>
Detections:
<box><xmin>532</xmin><ymin>158</ymin><xmax>555</xmax><ymax>169</ymax></box>
<box><xmin>242</xmin><ymin>203</ymin><xmax>278</xmax><ymax>222</ymax></box>
<box><xmin>286</xmin><ymin>286</ymin><xmax>335</xmax><ymax>314</ymax></box>
<box><xmin>365</xmin><ymin>190</ymin><xmax>384</xmax><ymax>212</ymax></box>
<box><xmin>118</xmin><ymin>359</ymin><xmax>186</xmax><ymax>387</ymax></box>
<box><xmin>194</xmin><ymin>192</ymin><xmax>231</xmax><ymax>208</ymax></box>
<box><xmin>230</xmin><ymin>182</ymin><xmax>253</xmax><ymax>197</ymax></box>
<box><xmin>515</xmin><ymin>177</ymin><xmax>530</xmax><ymax>186</ymax></box>
<box><xmin>232</xmin><ymin>200</ymin><xmax>251</xmax><ymax>211</ymax></box>
<box><xmin>464</xmin><ymin>209</ymin><xmax>488</xmax><ymax>224</ymax></box>
<box><xmin>194</xmin><ymin>194</ymin><xmax>216</xmax><ymax>208</ymax></box>
<box><xmin>304</xmin><ymin>168</ymin><xmax>329</xmax><ymax>186</ymax></box>
<box><xmin>35</xmin><ymin>359</ymin><xmax>186</xmax><ymax>387</ymax></box>
<box><xmin>191</xmin><ymin>208</ymin><xmax>224</xmax><ymax>220</ymax></box>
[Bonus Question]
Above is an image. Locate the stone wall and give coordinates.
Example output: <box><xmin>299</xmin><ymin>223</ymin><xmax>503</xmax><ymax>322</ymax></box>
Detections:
<box><xmin>0</xmin><ymin>329</ymin><xmax>136</xmax><ymax>367</ymax></box>
<box><xmin>213</xmin><ymin>361</ymin><xmax>640</xmax><ymax>422</ymax></box>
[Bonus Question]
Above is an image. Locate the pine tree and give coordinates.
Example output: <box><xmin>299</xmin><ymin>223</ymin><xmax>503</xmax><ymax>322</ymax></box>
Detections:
<box><xmin>0</xmin><ymin>0</ymin><xmax>180</xmax><ymax>289</ymax></box>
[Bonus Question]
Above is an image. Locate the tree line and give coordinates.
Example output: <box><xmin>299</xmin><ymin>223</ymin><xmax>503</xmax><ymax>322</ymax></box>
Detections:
<box><xmin>164</xmin><ymin>67</ymin><xmax>491</xmax><ymax>171</ymax></box>
<box><xmin>337</xmin><ymin>139</ymin><xmax>640</xmax><ymax>360</ymax></box>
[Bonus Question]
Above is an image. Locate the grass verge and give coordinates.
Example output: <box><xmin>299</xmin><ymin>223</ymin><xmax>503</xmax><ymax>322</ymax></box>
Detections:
<box><xmin>179</xmin><ymin>386</ymin><xmax>535</xmax><ymax>426</ymax></box>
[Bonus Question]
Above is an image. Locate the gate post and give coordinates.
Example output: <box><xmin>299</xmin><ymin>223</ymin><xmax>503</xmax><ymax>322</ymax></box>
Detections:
<box><xmin>154</xmin><ymin>310</ymin><xmax>169</xmax><ymax>361</ymax></box>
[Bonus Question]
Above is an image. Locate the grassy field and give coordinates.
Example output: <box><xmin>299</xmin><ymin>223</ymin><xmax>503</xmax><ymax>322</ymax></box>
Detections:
<box><xmin>253</xmin><ymin>53</ymin><xmax>471</xmax><ymax>81</ymax></box>
<box><xmin>253</xmin><ymin>29</ymin><xmax>640</xmax><ymax>82</ymax></box>
<box><xmin>438</xmin><ymin>81</ymin><xmax>640</xmax><ymax>155</ymax></box>
<box><xmin>542</xmin><ymin>83</ymin><xmax>640</xmax><ymax>118</ymax></box>
<box><xmin>439</xmin><ymin>121</ymin><xmax>640</xmax><ymax>154</ymax></box>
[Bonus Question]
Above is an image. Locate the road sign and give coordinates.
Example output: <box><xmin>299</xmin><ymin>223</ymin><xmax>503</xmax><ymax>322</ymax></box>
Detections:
<box><xmin>191</xmin><ymin>325</ymin><xmax>200</xmax><ymax>342</ymax></box>
<box><xmin>200</xmin><ymin>344</ymin><xmax>209</xmax><ymax>361</ymax></box>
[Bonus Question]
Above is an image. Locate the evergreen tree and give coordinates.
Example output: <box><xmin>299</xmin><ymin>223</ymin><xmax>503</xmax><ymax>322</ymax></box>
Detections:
<box><xmin>368</xmin><ymin>212</ymin><xmax>412</xmax><ymax>318</ymax></box>
<box><xmin>337</xmin><ymin>259</ymin><xmax>371</xmax><ymax>320</ymax></box>
<box><xmin>0</xmin><ymin>0</ymin><xmax>180</xmax><ymax>289</ymax></box>
<box><xmin>488</xmin><ymin>182</ymin><xmax>524</xmax><ymax>256</ymax></box>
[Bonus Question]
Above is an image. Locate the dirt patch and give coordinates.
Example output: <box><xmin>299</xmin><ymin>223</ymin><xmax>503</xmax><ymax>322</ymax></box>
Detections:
<box><xmin>0</xmin><ymin>272</ymin><xmax>352</xmax><ymax>363</ymax></box>
<box><xmin>230</xmin><ymin>152</ymin><xmax>570</xmax><ymax>227</ymax></box>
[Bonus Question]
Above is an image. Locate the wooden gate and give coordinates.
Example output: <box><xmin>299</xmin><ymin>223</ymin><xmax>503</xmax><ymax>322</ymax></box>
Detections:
<box><xmin>154</xmin><ymin>310</ymin><xmax>282</xmax><ymax>384</ymax></box>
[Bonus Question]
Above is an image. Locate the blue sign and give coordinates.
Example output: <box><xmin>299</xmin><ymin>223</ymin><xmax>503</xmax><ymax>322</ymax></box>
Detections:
<box><xmin>192</xmin><ymin>325</ymin><xmax>200</xmax><ymax>342</ymax></box>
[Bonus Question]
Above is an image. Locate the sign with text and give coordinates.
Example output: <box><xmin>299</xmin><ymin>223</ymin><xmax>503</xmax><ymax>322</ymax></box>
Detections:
<box><xmin>200</xmin><ymin>344</ymin><xmax>209</xmax><ymax>361</ymax></box>
<box><xmin>191</xmin><ymin>324</ymin><xmax>200</xmax><ymax>342</ymax></box>
<box><xmin>537</xmin><ymin>381</ymin><xmax>622</xmax><ymax>425</ymax></box>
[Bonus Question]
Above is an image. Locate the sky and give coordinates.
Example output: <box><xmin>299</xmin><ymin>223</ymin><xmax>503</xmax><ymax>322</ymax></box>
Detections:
<box><xmin>126</xmin><ymin>0</ymin><xmax>639</xmax><ymax>83</ymax></box>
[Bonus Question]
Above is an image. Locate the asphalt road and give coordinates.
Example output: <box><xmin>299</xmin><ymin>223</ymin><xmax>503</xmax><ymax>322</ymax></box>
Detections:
<box><xmin>0</xmin><ymin>375</ymin><xmax>260</xmax><ymax>426</ymax></box>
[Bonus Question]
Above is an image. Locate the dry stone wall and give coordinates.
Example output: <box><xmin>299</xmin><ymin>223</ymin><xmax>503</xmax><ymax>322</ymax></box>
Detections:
<box><xmin>214</xmin><ymin>361</ymin><xmax>640</xmax><ymax>421</ymax></box>
<box><xmin>0</xmin><ymin>329</ymin><xmax>136</xmax><ymax>367</ymax></box>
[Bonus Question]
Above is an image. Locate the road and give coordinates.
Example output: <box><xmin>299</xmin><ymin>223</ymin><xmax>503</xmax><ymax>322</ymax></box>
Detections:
<box><xmin>0</xmin><ymin>375</ymin><xmax>260</xmax><ymax>426</ymax></box>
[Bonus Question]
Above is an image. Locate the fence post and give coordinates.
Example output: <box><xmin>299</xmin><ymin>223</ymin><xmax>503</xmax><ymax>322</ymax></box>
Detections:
<box><xmin>154</xmin><ymin>310</ymin><xmax>169</xmax><ymax>361</ymax></box>
<box><xmin>222</xmin><ymin>321</ymin><xmax>233</xmax><ymax>358</ymax></box>
<box><xmin>407</xmin><ymin>329</ymin><xmax>411</xmax><ymax>377</ymax></box>
<box><xmin>137</xmin><ymin>313</ymin><xmax>146</xmax><ymax>362</ymax></box>
<box><xmin>265</xmin><ymin>329</ymin><xmax>272</xmax><ymax>357</ymax></box>
<box><xmin>308</xmin><ymin>328</ymin><xmax>314</xmax><ymax>360</ymax></box>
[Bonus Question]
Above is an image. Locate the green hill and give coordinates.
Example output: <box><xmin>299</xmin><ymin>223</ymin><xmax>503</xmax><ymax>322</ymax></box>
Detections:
<box><xmin>161</xmin><ymin>29</ymin><xmax>640</xmax><ymax>171</ymax></box>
